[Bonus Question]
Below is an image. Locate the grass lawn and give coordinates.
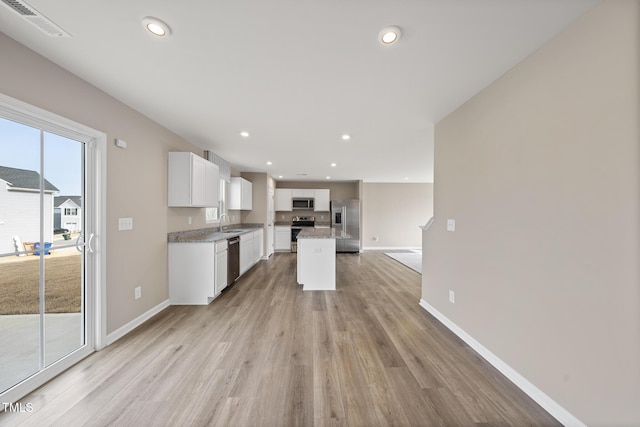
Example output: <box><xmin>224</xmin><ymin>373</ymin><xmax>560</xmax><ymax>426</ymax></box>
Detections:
<box><xmin>0</xmin><ymin>254</ymin><xmax>81</xmax><ymax>315</ymax></box>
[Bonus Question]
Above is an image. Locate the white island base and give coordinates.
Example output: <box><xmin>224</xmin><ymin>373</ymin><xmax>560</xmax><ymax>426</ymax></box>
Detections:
<box><xmin>297</xmin><ymin>237</ymin><xmax>336</xmax><ymax>291</ymax></box>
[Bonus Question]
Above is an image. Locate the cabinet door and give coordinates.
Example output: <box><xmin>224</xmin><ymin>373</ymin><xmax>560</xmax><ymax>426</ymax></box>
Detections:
<box><xmin>215</xmin><ymin>249</ymin><xmax>227</xmax><ymax>294</ymax></box>
<box><xmin>314</xmin><ymin>189</ymin><xmax>330</xmax><ymax>211</ymax></box>
<box><xmin>253</xmin><ymin>229</ymin><xmax>263</xmax><ymax>261</ymax></box>
<box><xmin>292</xmin><ymin>189</ymin><xmax>314</xmax><ymax>198</ymax></box>
<box><xmin>169</xmin><ymin>242</ymin><xmax>215</xmax><ymax>304</ymax></box>
<box><xmin>275</xmin><ymin>189</ymin><xmax>292</xmax><ymax>211</ymax></box>
<box><xmin>204</xmin><ymin>160</ymin><xmax>219</xmax><ymax>207</ymax></box>
<box><xmin>229</xmin><ymin>177</ymin><xmax>241</xmax><ymax>210</ymax></box>
<box><xmin>242</xmin><ymin>180</ymin><xmax>253</xmax><ymax>210</ymax></box>
<box><xmin>190</xmin><ymin>155</ymin><xmax>207</xmax><ymax>206</ymax></box>
<box><xmin>274</xmin><ymin>226</ymin><xmax>291</xmax><ymax>250</ymax></box>
<box><xmin>240</xmin><ymin>235</ymin><xmax>253</xmax><ymax>274</ymax></box>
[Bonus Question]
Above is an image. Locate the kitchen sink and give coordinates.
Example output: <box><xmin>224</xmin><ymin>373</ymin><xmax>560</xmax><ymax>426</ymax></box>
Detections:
<box><xmin>221</xmin><ymin>229</ymin><xmax>244</xmax><ymax>233</ymax></box>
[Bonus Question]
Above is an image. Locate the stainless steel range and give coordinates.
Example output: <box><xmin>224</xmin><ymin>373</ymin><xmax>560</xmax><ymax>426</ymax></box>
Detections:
<box><xmin>291</xmin><ymin>216</ymin><xmax>315</xmax><ymax>252</ymax></box>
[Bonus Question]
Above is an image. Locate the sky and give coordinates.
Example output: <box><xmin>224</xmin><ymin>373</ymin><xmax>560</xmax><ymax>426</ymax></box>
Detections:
<box><xmin>0</xmin><ymin>117</ymin><xmax>83</xmax><ymax>195</ymax></box>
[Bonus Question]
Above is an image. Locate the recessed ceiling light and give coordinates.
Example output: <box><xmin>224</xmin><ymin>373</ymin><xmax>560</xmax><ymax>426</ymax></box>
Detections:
<box><xmin>240</xmin><ymin>131</ymin><xmax>250</xmax><ymax>138</ymax></box>
<box><xmin>326</xmin><ymin>176</ymin><xmax>331</xmax><ymax>180</ymax></box>
<box><xmin>341</xmin><ymin>134</ymin><xmax>351</xmax><ymax>141</ymax></box>
<box><xmin>266</xmin><ymin>161</ymin><xmax>272</xmax><ymax>166</ymax></box>
<box><xmin>330</xmin><ymin>163</ymin><xmax>337</xmax><ymax>167</ymax></box>
<box><xmin>142</xmin><ymin>17</ymin><xmax>171</xmax><ymax>37</ymax></box>
<box><xmin>404</xmin><ymin>177</ymin><xmax>409</xmax><ymax>180</ymax></box>
<box><xmin>379</xmin><ymin>26</ymin><xmax>401</xmax><ymax>45</ymax></box>
<box><xmin>278</xmin><ymin>175</ymin><xmax>283</xmax><ymax>179</ymax></box>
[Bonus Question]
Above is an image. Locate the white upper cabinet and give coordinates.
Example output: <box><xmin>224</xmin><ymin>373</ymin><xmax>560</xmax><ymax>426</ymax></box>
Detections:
<box><xmin>229</xmin><ymin>177</ymin><xmax>253</xmax><ymax>210</ymax></box>
<box><xmin>168</xmin><ymin>152</ymin><xmax>219</xmax><ymax>207</ymax></box>
<box><xmin>314</xmin><ymin>189</ymin><xmax>330</xmax><ymax>211</ymax></box>
<box><xmin>275</xmin><ymin>188</ymin><xmax>292</xmax><ymax>211</ymax></box>
<box><xmin>276</xmin><ymin>188</ymin><xmax>331</xmax><ymax>211</ymax></box>
<box><xmin>291</xmin><ymin>189</ymin><xmax>315</xmax><ymax>198</ymax></box>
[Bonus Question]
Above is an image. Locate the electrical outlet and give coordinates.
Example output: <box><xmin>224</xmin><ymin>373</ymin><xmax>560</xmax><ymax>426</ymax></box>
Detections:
<box><xmin>188</xmin><ymin>216</ymin><xmax>192</xmax><ymax>225</ymax></box>
<box><xmin>135</xmin><ymin>286</ymin><xmax>141</xmax><ymax>300</ymax></box>
<box><xmin>449</xmin><ymin>290</ymin><xmax>455</xmax><ymax>304</ymax></box>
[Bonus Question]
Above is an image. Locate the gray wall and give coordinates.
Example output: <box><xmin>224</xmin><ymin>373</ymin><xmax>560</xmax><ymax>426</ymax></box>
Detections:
<box><xmin>0</xmin><ymin>32</ymin><xmax>208</xmax><ymax>335</ymax></box>
<box><xmin>362</xmin><ymin>183</ymin><xmax>433</xmax><ymax>249</ymax></box>
<box><xmin>423</xmin><ymin>1</ymin><xmax>639</xmax><ymax>425</ymax></box>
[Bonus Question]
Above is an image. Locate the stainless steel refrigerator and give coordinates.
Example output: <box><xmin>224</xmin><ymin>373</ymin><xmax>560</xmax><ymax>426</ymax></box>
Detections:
<box><xmin>331</xmin><ymin>200</ymin><xmax>360</xmax><ymax>253</ymax></box>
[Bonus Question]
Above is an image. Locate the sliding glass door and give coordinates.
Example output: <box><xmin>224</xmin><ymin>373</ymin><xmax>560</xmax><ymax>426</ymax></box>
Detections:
<box><xmin>0</xmin><ymin>96</ymin><xmax>100</xmax><ymax>403</ymax></box>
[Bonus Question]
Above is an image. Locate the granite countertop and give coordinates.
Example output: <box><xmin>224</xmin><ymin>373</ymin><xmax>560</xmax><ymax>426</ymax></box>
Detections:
<box><xmin>297</xmin><ymin>227</ymin><xmax>351</xmax><ymax>240</ymax></box>
<box><xmin>168</xmin><ymin>223</ymin><xmax>263</xmax><ymax>243</ymax></box>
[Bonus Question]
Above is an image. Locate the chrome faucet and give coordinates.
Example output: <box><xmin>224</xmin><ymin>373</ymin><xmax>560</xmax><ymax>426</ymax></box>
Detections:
<box><xmin>219</xmin><ymin>213</ymin><xmax>230</xmax><ymax>231</ymax></box>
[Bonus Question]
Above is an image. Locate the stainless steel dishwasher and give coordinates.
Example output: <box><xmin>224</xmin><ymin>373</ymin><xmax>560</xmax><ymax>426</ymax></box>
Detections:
<box><xmin>227</xmin><ymin>236</ymin><xmax>240</xmax><ymax>284</ymax></box>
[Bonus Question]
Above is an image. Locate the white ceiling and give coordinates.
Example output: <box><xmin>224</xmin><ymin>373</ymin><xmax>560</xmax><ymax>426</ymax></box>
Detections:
<box><xmin>0</xmin><ymin>0</ymin><xmax>599</xmax><ymax>183</ymax></box>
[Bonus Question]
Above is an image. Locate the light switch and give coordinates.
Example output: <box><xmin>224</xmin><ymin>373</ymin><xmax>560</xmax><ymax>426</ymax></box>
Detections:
<box><xmin>118</xmin><ymin>217</ymin><xmax>133</xmax><ymax>231</ymax></box>
<box><xmin>447</xmin><ymin>219</ymin><xmax>456</xmax><ymax>231</ymax></box>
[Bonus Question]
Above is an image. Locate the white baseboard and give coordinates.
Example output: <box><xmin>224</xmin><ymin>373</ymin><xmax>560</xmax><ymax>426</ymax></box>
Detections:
<box><xmin>105</xmin><ymin>299</ymin><xmax>170</xmax><ymax>346</ymax></box>
<box><xmin>362</xmin><ymin>246</ymin><xmax>422</xmax><ymax>251</ymax></box>
<box><xmin>418</xmin><ymin>299</ymin><xmax>585</xmax><ymax>427</ymax></box>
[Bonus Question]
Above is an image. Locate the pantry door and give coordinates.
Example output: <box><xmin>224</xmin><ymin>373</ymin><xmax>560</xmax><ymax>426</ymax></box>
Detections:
<box><xmin>0</xmin><ymin>94</ymin><xmax>104</xmax><ymax>404</ymax></box>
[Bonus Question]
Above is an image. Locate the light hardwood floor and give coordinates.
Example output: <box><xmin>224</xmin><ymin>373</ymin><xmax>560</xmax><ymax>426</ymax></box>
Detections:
<box><xmin>1</xmin><ymin>253</ymin><xmax>560</xmax><ymax>426</ymax></box>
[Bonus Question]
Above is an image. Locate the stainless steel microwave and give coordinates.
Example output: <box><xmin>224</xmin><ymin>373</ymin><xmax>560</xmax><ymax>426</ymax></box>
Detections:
<box><xmin>292</xmin><ymin>198</ymin><xmax>314</xmax><ymax>210</ymax></box>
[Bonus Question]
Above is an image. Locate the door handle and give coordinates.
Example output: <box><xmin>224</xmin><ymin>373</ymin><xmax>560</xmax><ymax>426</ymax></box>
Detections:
<box><xmin>75</xmin><ymin>233</ymin><xmax>95</xmax><ymax>253</ymax></box>
<box><xmin>87</xmin><ymin>233</ymin><xmax>95</xmax><ymax>253</ymax></box>
<box><xmin>75</xmin><ymin>233</ymin><xmax>83</xmax><ymax>253</ymax></box>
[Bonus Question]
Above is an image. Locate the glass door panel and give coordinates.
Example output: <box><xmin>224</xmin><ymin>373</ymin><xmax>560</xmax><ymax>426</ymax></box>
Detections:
<box><xmin>43</xmin><ymin>131</ymin><xmax>85</xmax><ymax>367</ymax></box>
<box><xmin>0</xmin><ymin>118</ymin><xmax>42</xmax><ymax>393</ymax></box>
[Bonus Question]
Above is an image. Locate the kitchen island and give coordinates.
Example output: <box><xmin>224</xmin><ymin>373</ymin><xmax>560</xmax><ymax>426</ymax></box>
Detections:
<box><xmin>296</xmin><ymin>228</ymin><xmax>351</xmax><ymax>291</ymax></box>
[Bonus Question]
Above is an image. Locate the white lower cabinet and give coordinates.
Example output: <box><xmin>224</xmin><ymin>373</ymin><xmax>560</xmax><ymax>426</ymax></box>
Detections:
<box><xmin>169</xmin><ymin>242</ymin><xmax>216</xmax><ymax>305</ymax></box>
<box><xmin>214</xmin><ymin>240</ymin><xmax>228</xmax><ymax>294</ymax></box>
<box><xmin>253</xmin><ymin>229</ymin><xmax>263</xmax><ymax>262</ymax></box>
<box><xmin>240</xmin><ymin>232</ymin><xmax>254</xmax><ymax>275</ymax></box>
<box><xmin>275</xmin><ymin>226</ymin><xmax>291</xmax><ymax>251</ymax></box>
<box><xmin>169</xmin><ymin>229</ymin><xmax>264</xmax><ymax>305</ymax></box>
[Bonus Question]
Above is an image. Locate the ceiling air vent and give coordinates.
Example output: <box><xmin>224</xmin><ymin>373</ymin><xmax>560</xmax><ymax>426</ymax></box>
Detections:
<box><xmin>1</xmin><ymin>0</ymin><xmax>70</xmax><ymax>37</ymax></box>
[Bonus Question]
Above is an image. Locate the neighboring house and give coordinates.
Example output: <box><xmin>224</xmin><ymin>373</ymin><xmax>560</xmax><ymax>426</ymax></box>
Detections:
<box><xmin>0</xmin><ymin>165</ymin><xmax>59</xmax><ymax>254</ymax></box>
<box><xmin>54</xmin><ymin>196</ymin><xmax>82</xmax><ymax>233</ymax></box>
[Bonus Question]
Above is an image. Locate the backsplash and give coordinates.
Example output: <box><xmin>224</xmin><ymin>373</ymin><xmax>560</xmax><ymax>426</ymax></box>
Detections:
<box><xmin>275</xmin><ymin>210</ymin><xmax>331</xmax><ymax>223</ymax></box>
